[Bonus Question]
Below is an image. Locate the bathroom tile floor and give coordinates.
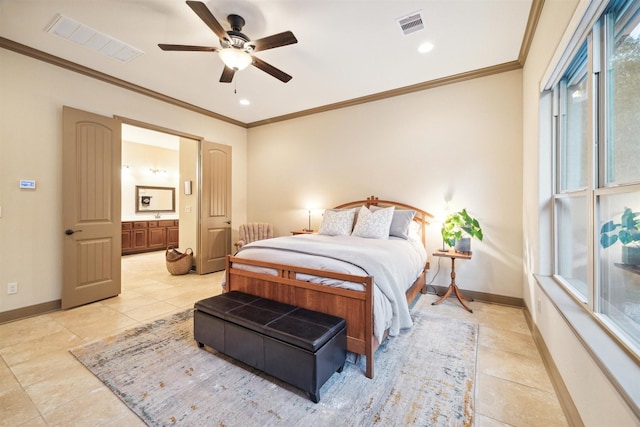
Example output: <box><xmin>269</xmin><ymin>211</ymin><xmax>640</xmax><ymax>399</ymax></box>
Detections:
<box><xmin>0</xmin><ymin>252</ymin><xmax>568</xmax><ymax>426</ymax></box>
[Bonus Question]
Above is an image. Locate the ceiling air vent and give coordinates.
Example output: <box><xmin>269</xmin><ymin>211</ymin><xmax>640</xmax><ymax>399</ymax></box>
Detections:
<box><xmin>397</xmin><ymin>11</ymin><xmax>425</xmax><ymax>36</ymax></box>
<box><xmin>45</xmin><ymin>14</ymin><xmax>143</xmax><ymax>63</ymax></box>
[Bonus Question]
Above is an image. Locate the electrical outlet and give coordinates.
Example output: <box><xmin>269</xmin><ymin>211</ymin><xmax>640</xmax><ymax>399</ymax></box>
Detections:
<box><xmin>7</xmin><ymin>282</ymin><xmax>18</xmax><ymax>295</ymax></box>
<box><xmin>537</xmin><ymin>297</ymin><xmax>542</xmax><ymax>315</ymax></box>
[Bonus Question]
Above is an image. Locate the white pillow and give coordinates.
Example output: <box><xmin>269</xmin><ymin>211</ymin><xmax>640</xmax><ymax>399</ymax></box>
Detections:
<box><xmin>351</xmin><ymin>206</ymin><xmax>394</xmax><ymax>239</ymax></box>
<box><xmin>407</xmin><ymin>220</ymin><xmax>421</xmax><ymax>241</ymax></box>
<box><xmin>318</xmin><ymin>208</ymin><xmax>356</xmax><ymax>236</ymax></box>
<box><xmin>370</xmin><ymin>206</ymin><xmax>416</xmax><ymax>239</ymax></box>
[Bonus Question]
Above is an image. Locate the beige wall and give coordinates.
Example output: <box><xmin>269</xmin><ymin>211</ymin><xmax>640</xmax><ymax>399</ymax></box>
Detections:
<box><xmin>121</xmin><ymin>141</ymin><xmax>180</xmax><ymax>220</ymax></box>
<box><xmin>248</xmin><ymin>70</ymin><xmax>524</xmax><ymax>298</ymax></box>
<box><xmin>523</xmin><ymin>0</ymin><xmax>639</xmax><ymax>424</ymax></box>
<box><xmin>179</xmin><ymin>137</ymin><xmax>199</xmax><ymax>255</ymax></box>
<box><xmin>0</xmin><ymin>49</ymin><xmax>247</xmax><ymax>313</ymax></box>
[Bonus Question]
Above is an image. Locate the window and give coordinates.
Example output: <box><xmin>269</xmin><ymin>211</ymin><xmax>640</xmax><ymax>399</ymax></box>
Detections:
<box><xmin>552</xmin><ymin>0</ymin><xmax>640</xmax><ymax>356</ymax></box>
<box><xmin>598</xmin><ymin>191</ymin><xmax>640</xmax><ymax>351</ymax></box>
<box><xmin>604</xmin><ymin>6</ymin><xmax>640</xmax><ymax>185</ymax></box>
<box><xmin>556</xmin><ymin>195</ymin><xmax>589</xmax><ymax>297</ymax></box>
<box><xmin>560</xmin><ymin>43</ymin><xmax>589</xmax><ymax>193</ymax></box>
<box><xmin>555</xmin><ymin>42</ymin><xmax>590</xmax><ymax>301</ymax></box>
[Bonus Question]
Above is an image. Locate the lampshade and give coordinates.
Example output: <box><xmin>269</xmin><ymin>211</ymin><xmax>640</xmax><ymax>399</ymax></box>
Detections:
<box><xmin>218</xmin><ymin>48</ymin><xmax>252</xmax><ymax>71</ymax></box>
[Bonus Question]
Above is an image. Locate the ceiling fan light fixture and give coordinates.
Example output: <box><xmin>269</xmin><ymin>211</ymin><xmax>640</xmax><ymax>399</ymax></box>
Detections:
<box><xmin>219</xmin><ymin>48</ymin><xmax>252</xmax><ymax>70</ymax></box>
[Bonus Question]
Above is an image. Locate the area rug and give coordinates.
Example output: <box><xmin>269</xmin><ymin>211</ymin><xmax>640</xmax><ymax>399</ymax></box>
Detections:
<box><xmin>70</xmin><ymin>297</ymin><xmax>478</xmax><ymax>427</ymax></box>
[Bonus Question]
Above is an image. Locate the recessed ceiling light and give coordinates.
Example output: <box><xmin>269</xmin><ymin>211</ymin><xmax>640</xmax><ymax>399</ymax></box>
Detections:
<box><xmin>239</xmin><ymin>99</ymin><xmax>250</xmax><ymax>106</ymax></box>
<box><xmin>418</xmin><ymin>42</ymin><xmax>434</xmax><ymax>53</ymax></box>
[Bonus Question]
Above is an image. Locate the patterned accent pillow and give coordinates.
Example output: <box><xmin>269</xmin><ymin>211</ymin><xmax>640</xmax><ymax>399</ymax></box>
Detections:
<box><xmin>352</xmin><ymin>206</ymin><xmax>395</xmax><ymax>239</ymax></box>
<box><xmin>370</xmin><ymin>206</ymin><xmax>416</xmax><ymax>239</ymax></box>
<box><xmin>318</xmin><ymin>208</ymin><xmax>356</xmax><ymax>236</ymax></box>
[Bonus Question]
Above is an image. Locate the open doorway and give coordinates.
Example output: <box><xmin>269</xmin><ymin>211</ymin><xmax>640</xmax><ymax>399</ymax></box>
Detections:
<box><xmin>119</xmin><ymin>118</ymin><xmax>232</xmax><ymax>276</ymax></box>
<box><xmin>62</xmin><ymin>108</ymin><xmax>228</xmax><ymax>310</ymax></box>
<box><xmin>120</xmin><ymin>123</ymin><xmax>199</xmax><ymax>268</ymax></box>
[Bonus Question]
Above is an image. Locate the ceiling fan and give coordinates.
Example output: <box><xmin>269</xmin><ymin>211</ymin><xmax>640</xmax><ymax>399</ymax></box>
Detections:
<box><xmin>158</xmin><ymin>1</ymin><xmax>298</xmax><ymax>83</ymax></box>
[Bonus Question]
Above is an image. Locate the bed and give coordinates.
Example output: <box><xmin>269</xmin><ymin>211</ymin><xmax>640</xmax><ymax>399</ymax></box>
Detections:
<box><xmin>224</xmin><ymin>196</ymin><xmax>433</xmax><ymax>378</ymax></box>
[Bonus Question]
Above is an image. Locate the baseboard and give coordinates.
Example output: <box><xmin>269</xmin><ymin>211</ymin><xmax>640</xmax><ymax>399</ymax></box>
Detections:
<box><xmin>0</xmin><ymin>300</ymin><xmax>61</xmax><ymax>324</ymax></box>
<box><xmin>523</xmin><ymin>305</ymin><xmax>584</xmax><ymax>427</ymax></box>
<box><xmin>428</xmin><ymin>285</ymin><xmax>524</xmax><ymax>307</ymax></box>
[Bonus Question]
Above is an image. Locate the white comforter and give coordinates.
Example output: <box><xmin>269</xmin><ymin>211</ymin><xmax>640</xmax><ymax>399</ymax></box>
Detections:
<box><xmin>227</xmin><ymin>234</ymin><xmax>427</xmax><ymax>342</ymax></box>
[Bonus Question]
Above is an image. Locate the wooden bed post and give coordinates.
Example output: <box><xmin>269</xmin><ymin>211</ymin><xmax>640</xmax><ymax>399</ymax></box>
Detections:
<box><xmin>364</xmin><ymin>275</ymin><xmax>374</xmax><ymax>379</ymax></box>
<box><xmin>224</xmin><ymin>256</ymin><xmax>231</xmax><ymax>293</ymax></box>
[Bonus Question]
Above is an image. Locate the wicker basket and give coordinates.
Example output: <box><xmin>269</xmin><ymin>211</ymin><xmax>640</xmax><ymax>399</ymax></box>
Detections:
<box><xmin>165</xmin><ymin>246</ymin><xmax>193</xmax><ymax>275</ymax></box>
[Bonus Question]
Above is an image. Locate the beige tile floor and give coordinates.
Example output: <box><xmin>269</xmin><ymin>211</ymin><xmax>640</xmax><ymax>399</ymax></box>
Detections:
<box><xmin>0</xmin><ymin>252</ymin><xmax>568</xmax><ymax>426</ymax></box>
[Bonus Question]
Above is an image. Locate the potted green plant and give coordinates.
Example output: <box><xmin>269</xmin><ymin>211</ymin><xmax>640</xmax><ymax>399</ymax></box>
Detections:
<box><xmin>600</xmin><ymin>207</ymin><xmax>640</xmax><ymax>265</ymax></box>
<box><xmin>441</xmin><ymin>209</ymin><xmax>484</xmax><ymax>253</ymax></box>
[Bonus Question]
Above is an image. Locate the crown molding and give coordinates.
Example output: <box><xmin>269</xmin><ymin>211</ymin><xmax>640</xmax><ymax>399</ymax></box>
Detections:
<box><xmin>2</xmin><ymin>0</ymin><xmax>542</xmax><ymax>130</ymax></box>
<box><xmin>247</xmin><ymin>60</ymin><xmax>523</xmax><ymax>128</ymax></box>
<box><xmin>519</xmin><ymin>0</ymin><xmax>546</xmax><ymax>65</ymax></box>
<box><xmin>0</xmin><ymin>37</ymin><xmax>246</xmax><ymax>128</ymax></box>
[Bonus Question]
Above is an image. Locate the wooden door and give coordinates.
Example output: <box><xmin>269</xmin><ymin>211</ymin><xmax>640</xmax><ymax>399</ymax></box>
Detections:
<box><xmin>62</xmin><ymin>106</ymin><xmax>121</xmax><ymax>309</ymax></box>
<box><xmin>198</xmin><ymin>141</ymin><xmax>231</xmax><ymax>273</ymax></box>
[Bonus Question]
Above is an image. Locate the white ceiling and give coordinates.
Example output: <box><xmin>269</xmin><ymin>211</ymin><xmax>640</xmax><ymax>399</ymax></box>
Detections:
<box><xmin>0</xmin><ymin>0</ymin><xmax>533</xmax><ymax>125</ymax></box>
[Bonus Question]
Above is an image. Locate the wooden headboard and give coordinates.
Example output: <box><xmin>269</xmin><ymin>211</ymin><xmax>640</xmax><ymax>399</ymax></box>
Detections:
<box><xmin>333</xmin><ymin>195</ymin><xmax>433</xmax><ymax>248</ymax></box>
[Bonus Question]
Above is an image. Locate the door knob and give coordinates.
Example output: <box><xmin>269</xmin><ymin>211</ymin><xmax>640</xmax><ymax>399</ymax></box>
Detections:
<box><xmin>65</xmin><ymin>229</ymin><xmax>83</xmax><ymax>235</ymax></box>
<box><xmin>225</xmin><ymin>220</ymin><xmax>231</xmax><ymax>224</ymax></box>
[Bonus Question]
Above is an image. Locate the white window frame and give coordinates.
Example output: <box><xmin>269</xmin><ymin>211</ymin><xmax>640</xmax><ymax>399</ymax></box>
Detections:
<box><xmin>548</xmin><ymin>0</ymin><xmax>640</xmax><ymax>360</ymax></box>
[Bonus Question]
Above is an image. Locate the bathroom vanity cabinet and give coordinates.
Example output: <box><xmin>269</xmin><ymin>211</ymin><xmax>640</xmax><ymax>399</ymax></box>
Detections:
<box><xmin>122</xmin><ymin>220</ymin><xmax>179</xmax><ymax>255</ymax></box>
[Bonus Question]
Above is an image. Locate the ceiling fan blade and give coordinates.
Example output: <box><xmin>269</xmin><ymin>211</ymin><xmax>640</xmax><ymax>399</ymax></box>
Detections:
<box><xmin>158</xmin><ymin>44</ymin><xmax>218</xmax><ymax>52</ymax></box>
<box><xmin>219</xmin><ymin>66</ymin><xmax>236</xmax><ymax>83</ymax></box>
<box><xmin>252</xmin><ymin>31</ymin><xmax>298</xmax><ymax>52</ymax></box>
<box><xmin>251</xmin><ymin>56</ymin><xmax>292</xmax><ymax>83</ymax></box>
<box><xmin>186</xmin><ymin>0</ymin><xmax>228</xmax><ymax>41</ymax></box>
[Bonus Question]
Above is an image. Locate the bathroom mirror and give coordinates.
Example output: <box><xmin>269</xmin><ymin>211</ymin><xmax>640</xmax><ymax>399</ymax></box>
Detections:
<box><xmin>135</xmin><ymin>185</ymin><xmax>176</xmax><ymax>213</ymax></box>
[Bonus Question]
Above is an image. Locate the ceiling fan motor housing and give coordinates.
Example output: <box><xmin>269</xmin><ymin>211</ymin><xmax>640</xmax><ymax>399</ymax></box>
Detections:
<box><xmin>223</xmin><ymin>15</ymin><xmax>253</xmax><ymax>50</ymax></box>
<box><xmin>227</xmin><ymin>14</ymin><xmax>245</xmax><ymax>32</ymax></box>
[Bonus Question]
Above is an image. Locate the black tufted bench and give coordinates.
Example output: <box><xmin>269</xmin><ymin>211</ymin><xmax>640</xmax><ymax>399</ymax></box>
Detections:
<box><xmin>194</xmin><ymin>291</ymin><xmax>347</xmax><ymax>403</ymax></box>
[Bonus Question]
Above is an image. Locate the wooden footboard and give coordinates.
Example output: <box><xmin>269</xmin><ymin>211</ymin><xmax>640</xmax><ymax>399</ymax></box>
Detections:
<box><xmin>226</xmin><ymin>255</ymin><xmax>376</xmax><ymax>377</ymax></box>
<box><xmin>225</xmin><ymin>255</ymin><xmax>428</xmax><ymax>379</ymax></box>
